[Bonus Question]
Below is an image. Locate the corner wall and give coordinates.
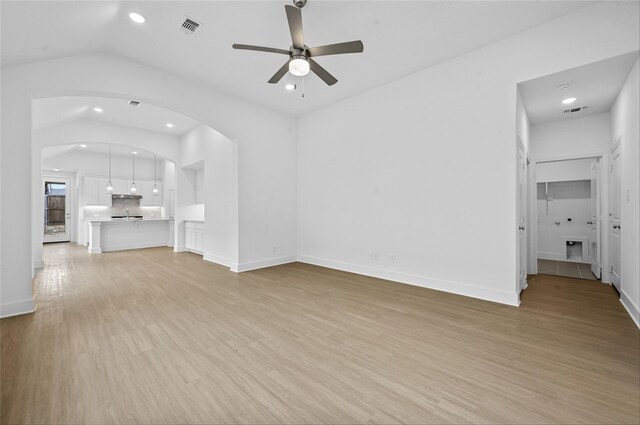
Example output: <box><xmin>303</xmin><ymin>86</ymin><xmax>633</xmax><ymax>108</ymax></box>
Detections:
<box><xmin>611</xmin><ymin>58</ymin><xmax>640</xmax><ymax>327</ymax></box>
<box><xmin>296</xmin><ymin>2</ymin><xmax>639</xmax><ymax>306</ymax></box>
<box><xmin>178</xmin><ymin>124</ymin><xmax>237</xmax><ymax>268</ymax></box>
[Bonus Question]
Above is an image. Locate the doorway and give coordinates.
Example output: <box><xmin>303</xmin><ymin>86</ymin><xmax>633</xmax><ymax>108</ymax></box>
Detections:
<box><xmin>43</xmin><ymin>178</ymin><xmax>72</xmax><ymax>243</ymax></box>
<box><xmin>534</xmin><ymin>157</ymin><xmax>602</xmax><ymax>281</ymax></box>
<box><xmin>609</xmin><ymin>141</ymin><xmax>621</xmax><ymax>291</ymax></box>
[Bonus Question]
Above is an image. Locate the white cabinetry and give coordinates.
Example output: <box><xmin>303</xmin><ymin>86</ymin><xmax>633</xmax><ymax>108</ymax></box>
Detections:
<box><xmin>112</xmin><ymin>179</ymin><xmax>129</xmax><ymax>195</ymax></box>
<box><xmin>84</xmin><ymin>177</ymin><xmax>112</xmax><ymax>206</ymax></box>
<box><xmin>139</xmin><ymin>181</ymin><xmax>163</xmax><ymax>206</ymax></box>
<box><xmin>84</xmin><ymin>177</ymin><xmax>163</xmax><ymax>207</ymax></box>
<box><xmin>184</xmin><ymin>221</ymin><xmax>204</xmax><ymax>254</ymax></box>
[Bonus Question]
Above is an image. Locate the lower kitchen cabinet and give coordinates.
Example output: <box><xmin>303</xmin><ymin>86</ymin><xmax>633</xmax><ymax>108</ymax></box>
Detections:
<box><xmin>184</xmin><ymin>221</ymin><xmax>204</xmax><ymax>254</ymax></box>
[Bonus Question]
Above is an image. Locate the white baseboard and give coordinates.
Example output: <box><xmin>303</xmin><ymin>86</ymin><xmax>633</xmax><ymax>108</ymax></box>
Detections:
<box><xmin>33</xmin><ymin>259</ymin><xmax>44</xmax><ymax>269</ymax></box>
<box><xmin>88</xmin><ymin>247</ymin><xmax>102</xmax><ymax>254</ymax></box>
<box><xmin>235</xmin><ymin>256</ymin><xmax>297</xmax><ymax>273</ymax></box>
<box><xmin>203</xmin><ymin>252</ymin><xmax>231</xmax><ymax>268</ymax></box>
<box><xmin>174</xmin><ymin>245</ymin><xmax>185</xmax><ymax>253</ymax></box>
<box><xmin>1</xmin><ymin>297</ymin><xmax>37</xmax><ymax>319</ymax></box>
<box><xmin>620</xmin><ymin>290</ymin><xmax>640</xmax><ymax>329</ymax></box>
<box><xmin>297</xmin><ymin>255</ymin><xmax>520</xmax><ymax>306</ymax></box>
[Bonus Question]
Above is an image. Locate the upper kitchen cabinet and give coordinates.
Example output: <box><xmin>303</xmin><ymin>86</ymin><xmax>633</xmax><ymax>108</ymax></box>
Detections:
<box><xmin>112</xmin><ymin>179</ymin><xmax>129</xmax><ymax>195</ymax></box>
<box><xmin>139</xmin><ymin>181</ymin><xmax>163</xmax><ymax>206</ymax></box>
<box><xmin>84</xmin><ymin>177</ymin><xmax>112</xmax><ymax>206</ymax></box>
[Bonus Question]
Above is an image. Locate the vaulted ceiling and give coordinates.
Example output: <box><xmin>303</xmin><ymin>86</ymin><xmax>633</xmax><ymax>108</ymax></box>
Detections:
<box><xmin>2</xmin><ymin>1</ymin><xmax>594</xmax><ymax>116</ymax></box>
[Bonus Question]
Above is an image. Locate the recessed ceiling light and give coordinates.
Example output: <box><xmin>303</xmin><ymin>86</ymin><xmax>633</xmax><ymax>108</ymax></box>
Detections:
<box><xmin>93</xmin><ymin>107</ymin><xmax>103</xmax><ymax>112</ymax></box>
<box><xmin>53</xmin><ymin>168</ymin><xmax>60</xmax><ymax>172</ymax></box>
<box><xmin>562</xmin><ymin>97</ymin><xmax>577</xmax><ymax>105</ymax></box>
<box><xmin>285</xmin><ymin>83</ymin><xmax>296</xmax><ymax>91</ymax></box>
<box><xmin>129</xmin><ymin>12</ymin><xmax>146</xmax><ymax>24</ymax></box>
<box><xmin>166</xmin><ymin>123</ymin><xmax>174</xmax><ymax>128</ymax></box>
<box><xmin>80</xmin><ymin>144</ymin><xmax>87</xmax><ymax>148</ymax></box>
<box><xmin>132</xmin><ymin>150</ymin><xmax>138</xmax><ymax>155</ymax></box>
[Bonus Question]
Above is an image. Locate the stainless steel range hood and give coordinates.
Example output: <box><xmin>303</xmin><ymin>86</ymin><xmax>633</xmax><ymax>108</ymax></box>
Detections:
<box><xmin>112</xmin><ymin>194</ymin><xmax>143</xmax><ymax>200</ymax></box>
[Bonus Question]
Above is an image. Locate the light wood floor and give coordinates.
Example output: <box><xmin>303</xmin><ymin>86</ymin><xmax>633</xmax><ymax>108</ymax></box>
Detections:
<box><xmin>1</xmin><ymin>244</ymin><xmax>638</xmax><ymax>424</ymax></box>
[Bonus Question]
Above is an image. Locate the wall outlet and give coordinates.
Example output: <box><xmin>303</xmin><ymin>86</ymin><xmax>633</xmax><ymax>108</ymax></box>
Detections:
<box><xmin>370</xmin><ymin>253</ymin><xmax>379</xmax><ymax>262</ymax></box>
<box><xmin>390</xmin><ymin>254</ymin><xmax>396</xmax><ymax>263</ymax></box>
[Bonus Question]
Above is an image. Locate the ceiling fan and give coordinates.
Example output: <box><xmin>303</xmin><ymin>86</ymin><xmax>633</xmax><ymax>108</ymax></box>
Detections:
<box><xmin>232</xmin><ymin>0</ymin><xmax>364</xmax><ymax>86</ymax></box>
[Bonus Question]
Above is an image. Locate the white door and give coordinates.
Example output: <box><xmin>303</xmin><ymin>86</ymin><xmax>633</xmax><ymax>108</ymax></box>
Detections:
<box><xmin>609</xmin><ymin>144</ymin><xmax>621</xmax><ymax>290</ymax></box>
<box><xmin>43</xmin><ymin>178</ymin><xmax>72</xmax><ymax>243</ymax></box>
<box><xmin>589</xmin><ymin>159</ymin><xmax>602</xmax><ymax>279</ymax></box>
<box><xmin>517</xmin><ymin>143</ymin><xmax>527</xmax><ymax>292</ymax></box>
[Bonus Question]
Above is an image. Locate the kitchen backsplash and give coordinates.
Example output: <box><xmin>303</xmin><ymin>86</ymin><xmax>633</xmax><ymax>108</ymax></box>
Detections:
<box><xmin>84</xmin><ymin>198</ymin><xmax>162</xmax><ymax>218</ymax></box>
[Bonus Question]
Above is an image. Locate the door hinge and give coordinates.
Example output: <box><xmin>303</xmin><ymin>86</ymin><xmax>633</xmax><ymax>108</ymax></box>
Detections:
<box><xmin>609</xmin><ymin>164</ymin><xmax>613</xmax><ymax>172</ymax></box>
<box><xmin>610</xmin><ymin>265</ymin><xmax>613</xmax><ymax>273</ymax></box>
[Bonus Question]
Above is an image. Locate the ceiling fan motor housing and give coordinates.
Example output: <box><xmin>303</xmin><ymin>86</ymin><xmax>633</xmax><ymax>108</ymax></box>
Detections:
<box><xmin>293</xmin><ymin>0</ymin><xmax>307</xmax><ymax>9</ymax></box>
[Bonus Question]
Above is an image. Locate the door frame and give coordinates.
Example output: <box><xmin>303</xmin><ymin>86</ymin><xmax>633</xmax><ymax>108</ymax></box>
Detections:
<box><xmin>528</xmin><ymin>152</ymin><xmax>611</xmax><ymax>283</ymax></box>
<box><xmin>42</xmin><ymin>173</ymin><xmax>77</xmax><ymax>244</ymax></box>
<box><xmin>516</xmin><ymin>138</ymin><xmax>529</xmax><ymax>296</ymax></box>
<box><xmin>608</xmin><ymin>139</ymin><xmax>622</xmax><ymax>289</ymax></box>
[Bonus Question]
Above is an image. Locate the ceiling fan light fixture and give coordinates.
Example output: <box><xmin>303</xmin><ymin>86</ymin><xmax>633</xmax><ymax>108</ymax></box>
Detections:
<box><xmin>289</xmin><ymin>57</ymin><xmax>310</xmax><ymax>76</ymax></box>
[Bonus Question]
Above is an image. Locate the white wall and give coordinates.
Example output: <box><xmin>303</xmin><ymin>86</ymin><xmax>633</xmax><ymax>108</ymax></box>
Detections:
<box><xmin>1</xmin><ymin>53</ymin><xmax>297</xmax><ymax>317</ymax></box>
<box><xmin>536</xmin><ymin>180</ymin><xmax>591</xmax><ymax>261</ymax></box>
<box><xmin>536</xmin><ymin>158</ymin><xmax>594</xmax><ymax>182</ymax></box>
<box><xmin>610</xmin><ymin>58</ymin><xmax>640</xmax><ymax>326</ymax></box>
<box><xmin>530</xmin><ymin>113</ymin><xmax>612</xmax><ymax>160</ymax></box>
<box><xmin>297</xmin><ymin>2</ymin><xmax>639</xmax><ymax>306</ymax></box>
<box><xmin>177</xmin><ymin>125</ymin><xmax>237</xmax><ymax>267</ymax></box>
<box><xmin>43</xmin><ymin>149</ymin><xmax>160</xmax><ymax>182</ymax></box>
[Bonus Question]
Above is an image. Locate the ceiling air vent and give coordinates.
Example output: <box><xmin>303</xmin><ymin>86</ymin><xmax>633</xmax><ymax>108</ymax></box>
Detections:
<box><xmin>128</xmin><ymin>100</ymin><xmax>141</xmax><ymax>108</ymax></box>
<box><xmin>181</xmin><ymin>17</ymin><xmax>200</xmax><ymax>34</ymax></box>
<box><xmin>563</xmin><ymin>105</ymin><xmax>589</xmax><ymax>114</ymax></box>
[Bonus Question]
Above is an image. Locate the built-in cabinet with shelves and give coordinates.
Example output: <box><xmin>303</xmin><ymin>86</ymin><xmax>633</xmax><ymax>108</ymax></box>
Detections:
<box><xmin>184</xmin><ymin>221</ymin><xmax>204</xmax><ymax>254</ymax></box>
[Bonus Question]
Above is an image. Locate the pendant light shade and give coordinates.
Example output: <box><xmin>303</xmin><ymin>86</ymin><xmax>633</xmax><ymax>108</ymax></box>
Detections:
<box><xmin>130</xmin><ymin>149</ymin><xmax>137</xmax><ymax>194</ymax></box>
<box><xmin>152</xmin><ymin>155</ymin><xmax>159</xmax><ymax>196</ymax></box>
<box><xmin>106</xmin><ymin>144</ymin><xmax>113</xmax><ymax>194</ymax></box>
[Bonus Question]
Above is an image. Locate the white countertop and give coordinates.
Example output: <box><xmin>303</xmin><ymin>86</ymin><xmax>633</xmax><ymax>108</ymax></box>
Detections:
<box><xmin>84</xmin><ymin>217</ymin><xmax>174</xmax><ymax>223</ymax></box>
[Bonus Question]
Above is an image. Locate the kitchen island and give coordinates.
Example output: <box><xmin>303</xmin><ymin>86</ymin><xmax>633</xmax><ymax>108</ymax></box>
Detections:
<box><xmin>86</xmin><ymin>218</ymin><xmax>173</xmax><ymax>253</ymax></box>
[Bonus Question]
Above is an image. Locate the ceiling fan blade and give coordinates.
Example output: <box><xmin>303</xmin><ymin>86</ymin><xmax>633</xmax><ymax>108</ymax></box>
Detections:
<box><xmin>268</xmin><ymin>61</ymin><xmax>291</xmax><ymax>84</ymax></box>
<box><xmin>285</xmin><ymin>5</ymin><xmax>304</xmax><ymax>50</ymax></box>
<box><xmin>308</xmin><ymin>40</ymin><xmax>364</xmax><ymax>57</ymax></box>
<box><xmin>309</xmin><ymin>59</ymin><xmax>338</xmax><ymax>86</ymax></box>
<box><xmin>232</xmin><ymin>44</ymin><xmax>290</xmax><ymax>55</ymax></box>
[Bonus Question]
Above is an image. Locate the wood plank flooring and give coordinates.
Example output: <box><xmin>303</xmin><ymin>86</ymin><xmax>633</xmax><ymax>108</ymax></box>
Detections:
<box><xmin>1</xmin><ymin>243</ymin><xmax>638</xmax><ymax>424</ymax></box>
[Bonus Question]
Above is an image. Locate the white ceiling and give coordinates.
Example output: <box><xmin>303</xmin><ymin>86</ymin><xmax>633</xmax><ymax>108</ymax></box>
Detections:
<box><xmin>42</xmin><ymin>143</ymin><xmax>160</xmax><ymax>162</ymax></box>
<box><xmin>1</xmin><ymin>0</ymin><xmax>596</xmax><ymax>116</ymax></box>
<box><xmin>519</xmin><ymin>51</ymin><xmax>639</xmax><ymax>125</ymax></box>
<box><xmin>33</xmin><ymin>96</ymin><xmax>200</xmax><ymax>134</ymax></box>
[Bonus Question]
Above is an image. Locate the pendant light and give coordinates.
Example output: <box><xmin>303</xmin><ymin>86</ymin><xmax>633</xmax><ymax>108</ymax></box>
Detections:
<box><xmin>152</xmin><ymin>155</ymin><xmax>159</xmax><ymax>196</ymax></box>
<box><xmin>130</xmin><ymin>149</ymin><xmax>137</xmax><ymax>194</ymax></box>
<box><xmin>106</xmin><ymin>144</ymin><xmax>113</xmax><ymax>194</ymax></box>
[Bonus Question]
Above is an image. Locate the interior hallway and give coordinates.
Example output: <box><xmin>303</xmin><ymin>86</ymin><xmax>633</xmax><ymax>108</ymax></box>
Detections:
<box><xmin>1</xmin><ymin>244</ymin><xmax>638</xmax><ymax>424</ymax></box>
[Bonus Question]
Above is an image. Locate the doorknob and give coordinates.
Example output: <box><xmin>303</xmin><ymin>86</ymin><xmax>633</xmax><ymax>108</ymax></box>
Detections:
<box><xmin>519</xmin><ymin>225</ymin><xmax>525</xmax><ymax>231</ymax></box>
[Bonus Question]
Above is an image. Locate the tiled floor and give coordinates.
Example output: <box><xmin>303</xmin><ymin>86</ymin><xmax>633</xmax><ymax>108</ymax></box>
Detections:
<box><xmin>537</xmin><ymin>259</ymin><xmax>599</xmax><ymax>280</ymax></box>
